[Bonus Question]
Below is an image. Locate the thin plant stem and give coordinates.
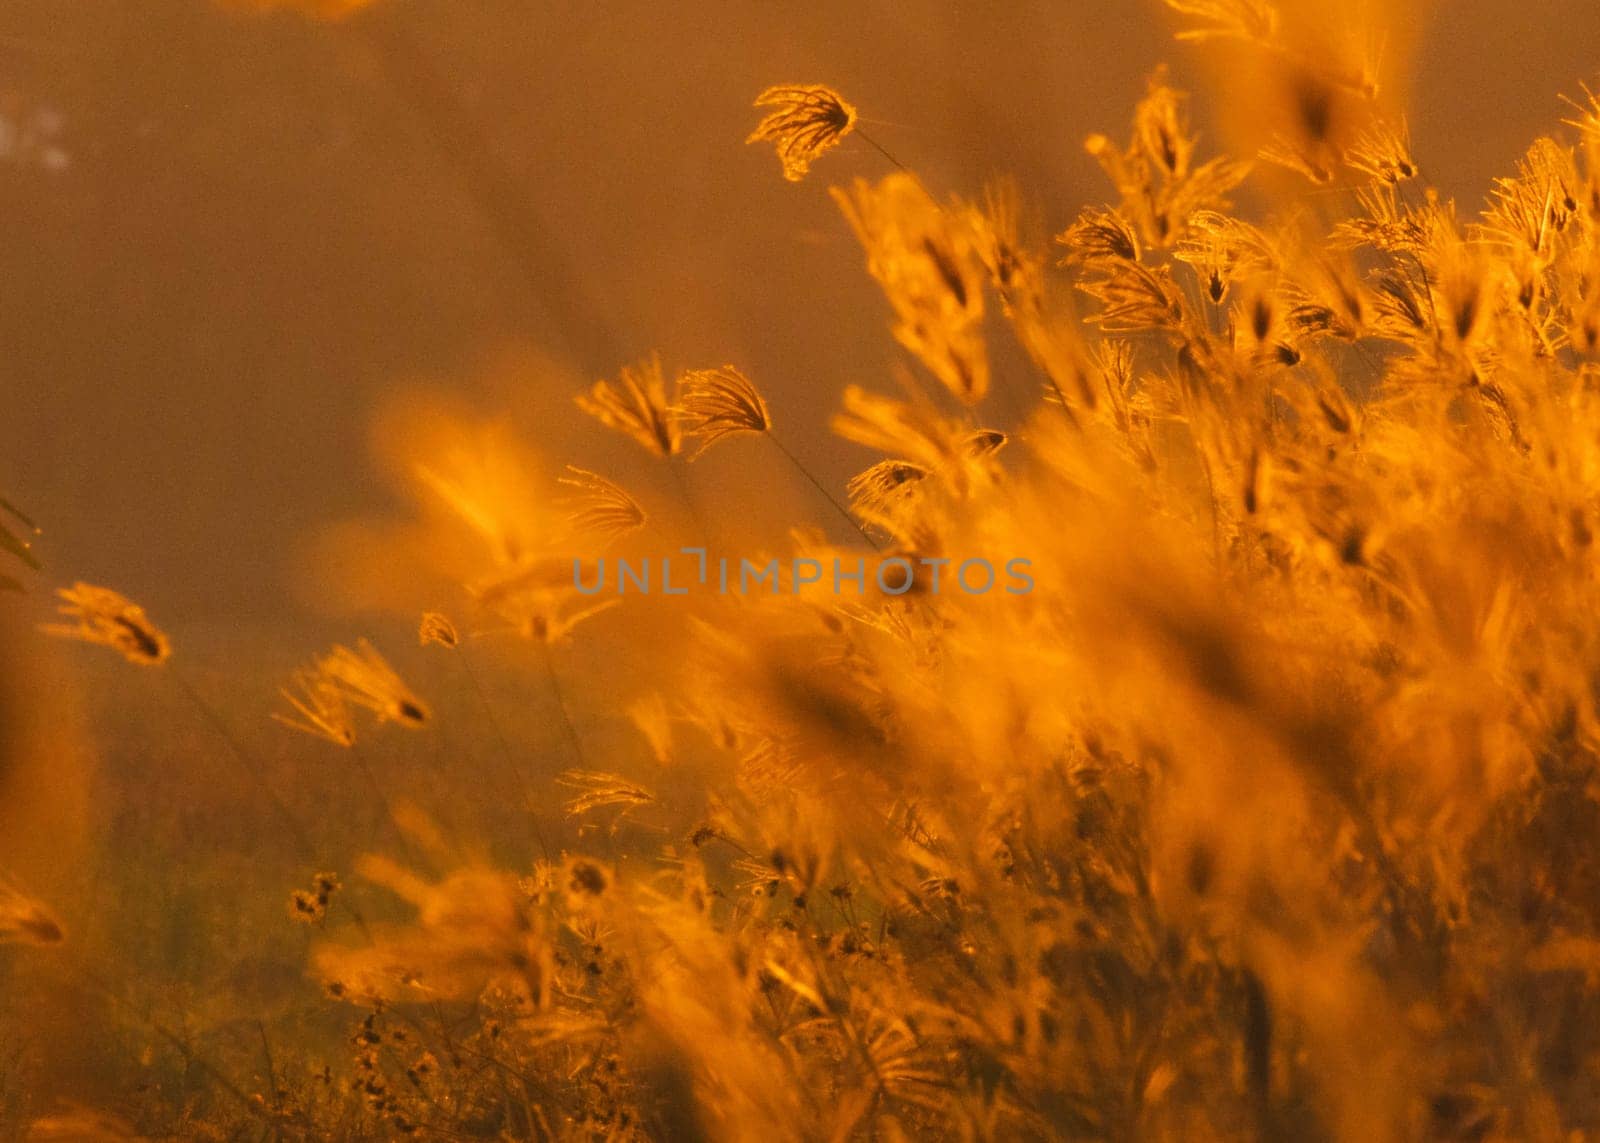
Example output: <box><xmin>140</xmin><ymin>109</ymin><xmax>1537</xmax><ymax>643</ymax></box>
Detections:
<box><xmin>171</xmin><ymin>668</ymin><xmax>372</xmax><ymax>939</ymax></box>
<box><xmin>461</xmin><ymin>644</ymin><xmax>551</xmax><ymax>863</ymax></box>
<box><xmin>171</xmin><ymin>669</ymin><xmax>315</xmax><ymax>863</ymax></box>
<box><xmin>59</xmin><ymin>958</ymin><xmax>272</xmax><ymax>1128</ymax></box>
<box><xmin>256</xmin><ymin>1021</ymin><xmax>282</xmax><ymax>1122</ymax></box>
<box><xmin>667</xmin><ymin>455</ymin><xmax>716</xmax><ymax>546</ymax></box>
<box><xmin>856</xmin><ymin>126</ymin><xmax>934</xmax><ymax>201</ymax></box>
<box><xmin>1043</xmin><ymin>370</ymin><xmax>1080</xmax><ymax>429</ymax></box>
<box><xmin>350</xmin><ymin>737</ymin><xmax>416</xmax><ymax>869</ymax></box>
<box><xmin>353</xmin><ymin>19</ymin><xmax>621</xmax><ymax>370</ymax></box>
<box><xmin>767</xmin><ymin>434</ymin><xmax>882</xmax><ymax>550</ymax></box>
<box><xmin>539</xmin><ymin>638</ymin><xmax>587</xmax><ymax>772</ymax></box>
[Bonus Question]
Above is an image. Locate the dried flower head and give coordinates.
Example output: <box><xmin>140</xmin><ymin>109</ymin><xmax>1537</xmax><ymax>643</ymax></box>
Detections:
<box><xmin>313</xmin><ymin>862</ymin><xmax>541</xmax><ymax>1004</ymax></box>
<box><xmin>1134</xmin><ymin>76</ymin><xmax>1197</xmax><ymax>181</ymax></box>
<box><xmin>677</xmin><ymin>366</ymin><xmax>773</xmax><ymax>458</ymax></box>
<box><xmin>747</xmin><ymin>84</ymin><xmax>857</xmax><ymax>182</ymax></box>
<box><xmin>1173</xmin><ymin>210</ymin><xmax>1277</xmax><ymax>304</ymax></box>
<box><xmin>564</xmin><ymin>857</ymin><xmax>610</xmax><ymax>899</ymax></box>
<box><xmin>968</xmin><ymin>178</ymin><xmax>1042</xmax><ymax>303</ymax></box>
<box><xmin>834</xmin><ymin>175</ymin><xmax>992</xmax><ymax>404</ymax></box>
<box><xmin>557</xmin><ymin>466</ymin><xmax>648</xmax><ymax>546</ymax></box>
<box><xmin>962</xmin><ymin>429</ymin><xmax>1009</xmax><ymax>458</ymax></box>
<box><xmin>1057</xmin><ymin>206</ymin><xmax>1142</xmax><ymax>265</ymax></box>
<box><xmin>0</xmin><ymin>879</ymin><xmax>63</xmax><ymax>946</ymax></box>
<box><xmin>290</xmin><ymin>871</ymin><xmax>341</xmax><ymax>924</ymax></box>
<box><xmin>396</xmin><ymin>410</ymin><xmax>555</xmax><ymax>590</ymax></box>
<box><xmin>318</xmin><ymin>639</ymin><xmax>429</xmax><ymax>729</ymax></box>
<box><xmin>1078</xmin><ymin>258</ymin><xmax>1187</xmax><ymax>333</ymax></box>
<box><xmin>830</xmin><ymin>384</ymin><xmax>967</xmax><ymax>470</ymax></box>
<box><xmin>1083</xmin><ymin>69</ymin><xmax>1249</xmax><ymax>248</ymax></box>
<box><xmin>467</xmin><ymin>565</ymin><xmax>621</xmax><ymax>645</ymax></box>
<box><xmin>274</xmin><ymin>667</ymin><xmax>357</xmax><ymax>747</ymax></box>
<box><xmin>418</xmin><ymin>611</ymin><xmax>459</xmax><ymax>649</ymax></box>
<box><xmin>1345</xmin><ymin>119</ymin><xmax>1419</xmax><ymax>184</ymax></box>
<box><xmin>847</xmin><ymin>459</ymin><xmax>930</xmax><ymax>523</ymax></box>
<box><xmin>557</xmin><ymin>770</ymin><xmax>656</xmax><ymax>819</ymax></box>
<box><xmin>43</xmin><ymin>583</ymin><xmax>170</xmax><ymax>666</ymax></box>
<box><xmin>575</xmin><ymin>355</ymin><xmax>681</xmax><ymax>458</ymax></box>
<box><xmin>518</xmin><ymin>596</ymin><xmax>620</xmax><ymax>647</ymax></box>
<box><xmin>1259</xmin><ymin>135</ymin><xmax>1336</xmax><ymax>185</ymax></box>
<box><xmin>1164</xmin><ymin>0</ymin><xmax>1279</xmax><ymax>47</ymax></box>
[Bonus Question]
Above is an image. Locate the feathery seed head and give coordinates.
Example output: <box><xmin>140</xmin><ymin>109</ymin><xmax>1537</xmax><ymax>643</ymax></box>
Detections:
<box><xmin>557</xmin><ymin>466</ymin><xmax>648</xmax><ymax>546</ymax></box>
<box><xmin>275</xmin><ymin>667</ymin><xmax>358</xmax><ymax>747</ymax></box>
<box><xmin>1345</xmin><ymin>118</ymin><xmax>1418</xmax><ymax>184</ymax></box>
<box><xmin>557</xmin><ymin>770</ymin><xmax>656</xmax><ymax>819</ymax></box>
<box><xmin>831</xmin><ymin>385</ymin><xmax>967</xmax><ymax>470</ymax></box>
<box><xmin>747</xmin><ymin>84</ymin><xmax>857</xmax><ymax>183</ymax></box>
<box><xmin>1164</xmin><ymin>0</ymin><xmax>1279</xmax><ymax>46</ymax></box>
<box><xmin>418</xmin><ymin>611</ymin><xmax>460</xmax><ymax>649</ymax></box>
<box><xmin>576</xmin><ymin>355</ymin><xmax>681</xmax><ymax>458</ymax></box>
<box><xmin>470</xmin><ymin>571</ymin><xmax>620</xmax><ymax>645</ymax></box>
<box><xmin>0</xmin><ymin>880</ymin><xmax>63</xmax><ymax>946</ymax></box>
<box><xmin>1057</xmin><ymin>207</ymin><xmax>1142</xmax><ymax>265</ymax></box>
<box><xmin>676</xmin><ymin>365</ymin><xmax>773</xmax><ymax>458</ymax></box>
<box><xmin>290</xmin><ymin>871</ymin><xmax>342</xmax><ymax>924</ymax></box>
<box><xmin>1085</xmin><ymin>69</ymin><xmax>1249</xmax><ymax>248</ymax></box>
<box><xmin>318</xmin><ymin>639</ymin><xmax>429</xmax><ymax>729</ymax></box>
<box><xmin>847</xmin><ymin>460</ymin><xmax>931</xmax><ymax>525</ymax></box>
<box><xmin>962</xmin><ymin>429</ymin><xmax>1009</xmax><ymax>459</ymax></box>
<box><xmin>44</xmin><ymin>582</ymin><xmax>170</xmax><ymax>666</ymax></box>
<box><xmin>834</xmin><ymin>175</ymin><xmax>992</xmax><ymax>404</ymax></box>
<box><xmin>411</xmin><ymin>420</ymin><xmax>550</xmax><ymax>570</ymax></box>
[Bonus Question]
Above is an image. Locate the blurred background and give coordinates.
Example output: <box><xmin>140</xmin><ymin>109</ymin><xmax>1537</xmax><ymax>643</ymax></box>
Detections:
<box><xmin>1</xmin><ymin>0</ymin><xmax>1596</xmax><ymax>627</ymax></box>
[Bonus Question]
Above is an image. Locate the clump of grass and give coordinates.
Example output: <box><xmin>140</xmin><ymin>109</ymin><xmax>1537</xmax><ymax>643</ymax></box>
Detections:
<box><xmin>28</xmin><ymin>2</ymin><xmax>1600</xmax><ymax>1140</ymax></box>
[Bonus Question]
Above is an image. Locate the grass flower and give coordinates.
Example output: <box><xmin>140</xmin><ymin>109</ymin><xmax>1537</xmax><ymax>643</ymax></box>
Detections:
<box><xmin>1345</xmin><ymin>118</ymin><xmax>1419</xmax><ymax>184</ymax></box>
<box><xmin>1083</xmin><ymin>69</ymin><xmax>1249</xmax><ymax>248</ymax></box>
<box><xmin>556</xmin><ymin>466</ymin><xmax>648</xmax><ymax>546</ymax></box>
<box><xmin>412</xmin><ymin>422</ymin><xmax>550</xmax><ymax>570</ymax></box>
<box><xmin>846</xmin><ymin>459</ymin><xmax>929</xmax><ymax>522</ymax></box>
<box><xmin>1164</xmin><ymin>0</ymin><xmax>1278</xmax><ymax>49</ymax></box>
<box><xmin>417</xmin><ymin>610</ymin><xmax>459</xmax><ymax>649</ymax></box>
<box><xmin>676</xmin><ymin>365</ymin><xmax>773</xmax><ymax>458</ymax></box>
<box><xmin>274</xmin><ymin>667</ymin><xmax>358</xmax><ymax>747</ymax></box>
<box><xmin>834</xmin><ymin>174</ymin><xmax>992</xmax><ymax>404</ymax></box>
<box><xmin>43</xmin><ymin>582</ymin><xmax>170</xmax><ymax>666</ymax></box>
<box><xmin>0</xmin><ymin>878</ymin><xmax>63</xmax><ymax>946</ymax></box>
<box><xmin>470</xmin><ymin>571</ymin><xmax>620</xmax><ymax>646</ymax></box>
<box><xmin>289</xmin><ymin>872</ymin><xmax>341</xmax><ymax>924</ymax></box>
<box><xmin>961</xmin><ymin>429</ymin><xmax>1008</xmax><ymax>458</ymax></box>
<box><xmin>556</xmin><ymin>770</ymin><xmax>656</xmax><ymax>820</ymax></box>
<box><xmin>830</xmin><ymin>384</ymin><xmax>968</xmax><ymax>470</ymax></box>
<box><xmin>316</xmin><ymin>640</ymin><xmax>428</xmax><ymax>729</ymax></box>
<box><xmin>47</xmin><ymin>10</ymin><xmax>1600</xmax><ymax>1143</ymax></box>
<box><xmin>575</xmin><ymin>354</ymin><xmax>681</xmax><ymax>459</ymax></box>
<box><xmin>747</xmin><ymin>84</ymin><xmax>857</xmax><ymax>182</ymax></box>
